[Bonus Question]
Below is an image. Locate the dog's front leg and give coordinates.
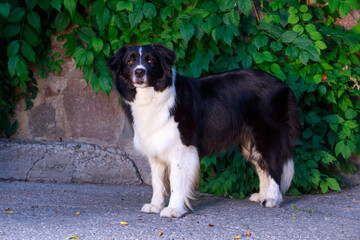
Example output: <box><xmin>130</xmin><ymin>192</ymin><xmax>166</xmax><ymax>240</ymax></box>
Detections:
<box><xmin>160</xmin><ymin>146</ymin><xmax>199</xmax><ymax>218</ymax></box>
<box><xmin>142</xmin><ymin>158</ymin><xmax>167</xmax><ymax>214</ymax></box>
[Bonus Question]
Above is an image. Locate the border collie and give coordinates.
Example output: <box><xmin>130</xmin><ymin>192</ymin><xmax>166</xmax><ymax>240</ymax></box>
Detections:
<box><xmin>108</xmin><ymin>43</ymin><xmax>300</xmax><ymax>218</ymax></box>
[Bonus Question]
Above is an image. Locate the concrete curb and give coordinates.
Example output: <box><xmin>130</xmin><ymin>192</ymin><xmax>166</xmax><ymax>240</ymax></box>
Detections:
<box><xmin>0</xmin><ymin>139</ymin><xmax>142</xmax><ymax>185</ymax></box>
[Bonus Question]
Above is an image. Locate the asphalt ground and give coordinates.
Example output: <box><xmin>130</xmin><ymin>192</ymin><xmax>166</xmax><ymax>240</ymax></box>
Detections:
<box><xmin>1</xmin><ymin>181</ymin><xmax>359</xmax><ymax>240</ymax></box>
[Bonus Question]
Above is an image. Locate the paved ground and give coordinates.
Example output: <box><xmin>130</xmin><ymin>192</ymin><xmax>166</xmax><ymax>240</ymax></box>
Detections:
<box><xmin>0</xmin><ymin>181</ymin><xmax>359</xmax><ymax>240</ymax></box>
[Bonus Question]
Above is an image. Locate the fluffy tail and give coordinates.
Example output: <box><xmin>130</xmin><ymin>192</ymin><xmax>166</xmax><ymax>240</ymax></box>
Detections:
<box><xmin>280</xmin><ymin>158</ymin><xmax>294</xmax><ymax>195</ymax></box>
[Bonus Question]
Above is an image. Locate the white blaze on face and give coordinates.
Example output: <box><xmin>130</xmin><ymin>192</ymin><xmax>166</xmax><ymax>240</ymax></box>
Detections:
<box><xmin>133</xmin><ymin>47</ymin><xmax>147</xmax><ymax>87</ymax></box>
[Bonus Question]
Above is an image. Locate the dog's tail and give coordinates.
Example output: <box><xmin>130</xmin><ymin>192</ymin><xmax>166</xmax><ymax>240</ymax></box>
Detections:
<box><xmin>280</xmin><ymin>158</ymin><xmax>294</xmax><ymax>195</ymax></box>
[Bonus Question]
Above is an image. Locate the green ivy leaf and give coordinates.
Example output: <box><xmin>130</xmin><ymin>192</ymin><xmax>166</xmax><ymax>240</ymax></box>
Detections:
<box><xmin>302</xmin><ymin>13</ymin><xmax>312</xmax><ymax>22</ymax></box>
<box><xmin>270</xmin><ymin>41</ymin><xmax>283</xmax><ymax>52</ymax></box>
<box><xmin>224</xmin><ymin>9</ymin><xmax>240</xmax><ymax>26</ymax></box>
<box><xmin>239</xmin><ymin>52</ymin><xmax>252</xmax><ymax>68</ymax></box>
<box><xmin>116</xmin><ymin>1</ymin><xmax>133</xmax><ymax>12</ymax></box>
<box><xmin>270</xmin><ymin>63</ymin><xmax>286</xmax><ymax>81</ymax></box>
<box><xmin>64</xmin><ymin>0</ymin><xmax>77</xmax><ymax>19</ymax></box>
<box><xmin>90</xmin><ymin>0</ymin><xmax>105</xmax><ymax>16</ymax></box>
<box><xmin>320</xmin><ymin>179</ymin><xmax>328</xmax><ymax>194</ymax></box>
<box><xmin>143</xmin><ymin>2</ymin><xmax>156</xmax><ymax>19</ymax></box>
<box><xmin>299</xmin><ymin>4</ymin><xmax>308</xmax><ymax>13</ymax></box>
<box><xmin>129</xmin><ymin>9</ymin><xmax>143</xmax><ymax>29</ymax></box>
<box><xmin>96</xmin><ymin>7</ymin><xmax>111</xmax><ymax>32</ymax></box>
<box><xmin>73</xmin><ymin>47</ymin><xmax>87</xmax><ymax>68</ymax></box>
<box><xmin>351</xmin><ymin>24</ymin><xmax>360</xmax><ymax>34</ymax></box>
<box><xmin>254</xmin><ymin>33</ymin><xmax>268</xmax><ymax>50</ymax></box>
<box><xmin>326</xmin><ymin>178</ymin><xmax>341</xmax><ymax>191</ymax></box>
<box><xmin>222</xmin><ymin>26</ymin><xmax>234</xmax><ymax>46</ymax></box>
<box><xmin>55</xmin><ymin>11</ymin><xmax>70</xmax><ymax>32</ymax></box>
<box><xmin>304</xmin><ymin>46</ymin><xmax>320</xmax><ymax>62</ymax></box>
<box><xmin>211</xmin><ymin>26</ymin><xmax>224</xmax><ymax>43</ymax></box>
<box><xmin>78</xmin><ymin>27</ymin><xmax>97</xmax><ymax>45</ymax></box>
<box><xmin>15</xmin><ymin>59</ymin><xmax>28</xmax><ymax>78</ymax></box>
<box><xmin>160</xmin><ymin>7</ymin><xmax>172</xmax><ymax>20</ymax></box>
<box><xmin>314</xmin><ymin>41</ymin><xmax>327</xmax><ymax>50</ymax></box>
<box><xmin>339</xmin><ymin>3</ymin><xmax>350</xmax><ymax>17</ymax></box>
<box><xmin>253</xmin><ymin>52</ymin><xmax>265</xmax><ymax>64</ymax></box>
<box><xmin>335</xmin><ymin>140</ymin><xmax>352</xmax><ymax>159</ymax></box>
<box><xmin>51</xmin><ymin>0</ymin><xmax>62</xmax><ymax>12</ymax></box>
<box><xmin>293</xmin><ymin>24</ymin><xmax>304</xmax><ymax>34</ymax></box>
<box><xmin>293</xmin><ymin>37</ymin><xmax>314</xmax><ymax>49</ymax></box>
<box><xmin>8</xmin><ymin>55</ymin><xmax>20</xmax><ymax>77</ymax></box>
<box><xmin>285</xmin><ymin>46</ymin><xmax>299</xmax><ymax>59</ymax></box>
<box><xmin>91</xmin><ymin>38</ymin><xmax>104</xmax><ymax>53</ymax></box>
<box><xmin>180</xmin><ymin>22</ymin><xmax>195</xmax><ymax>43</ymax></box>
<box><xmin>321</xmin><ymin>62</ymin><xmax>334</xmax><ymax>70</ymax></box>
<box><xmin>98</xmin><ymin>72</ymin><xmax>112</xmax><ymax>96</ymax></box>
<box><xmin>328</xmin><ymin>0</ymin><xmax>339</xmax><ymax>13</ymax></box>
<box><xmin>238</xmin><ymin>0</ymin><xmax>252</xmax><ymax>17</ymax></box>
<box><xmin>8</xmin><ymin>8</ymin><xmax>26</xmax><ymax>23</ymax></box>
<box><xmin>309</xmin><ymin>31</ymin><xmax>322</xmax><ymax>41</ymax></box>
<box><xmin>21</xmin><ymin>41</ymin><xmax>36</xmax><ymax>62</ymax></box>
<box><xmin>279</xmin><ymin>31</ymin><xmax>298</xmax><ymax>43</ymax></box>
<box><xmin>219</xmin><ymin>0</ymin><xmax>236</xmax><ymax>12</ymax></box>
<box><xmin>91</xmin><ymin>73</ymin><xmax>99</xmax><ymax>94</ymax></box>
<box><xmin>299</xmin><ymin>50</ymin><xmax>310</xmax><ymax>64</ymax></box>
<box><xmin>27</xmin><ymin>11</ymin><xmax>41</xmax><ymax>30</ymax></box>
<box><xmin>288</xmin><ymin>14</ymin><xmax>299</xmax><ymax>24</ymax></box>
<box><xmin>24</xmin><ymin>26</ymin><xmax>39</xmax><ymax>46</ymax></box>
<box><xmin>2</xmin><ymin>24</ymin><xmax>21</xmax><ymax>38</ymax></box>
<box><xmin>345</xmin><ymin>109</ymin><xmax>357</xmax><ymax>119</ymax></box>
<box><xmin>0</xmin><ymin>3</ymin><xmax>11</xmax><ymax>18</ymax></box>
<box><xmin>7</xmin><ymin>41</ymin><xmax>20</xmax><ymax>58</ymax></box>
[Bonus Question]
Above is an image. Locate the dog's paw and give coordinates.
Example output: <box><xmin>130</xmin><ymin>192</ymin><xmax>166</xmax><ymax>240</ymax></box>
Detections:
<box><xmin>261</xmin><ymin>198</ymin><xmax>280</xmax><ymax>208</ymax></box>
<box><xmin>249</xmin><ymin>193</ymin><xmax>265</xmax><ymax>203</ymax></box>
<box><xmin>141</xmin><ymin>204</ymin><xmax>163</xmax><ymax>214</ymax></box>
<box><xmin>160</xmin><ymin>207</ymin><xmax>186</xmax><ymax>218</ymax></box>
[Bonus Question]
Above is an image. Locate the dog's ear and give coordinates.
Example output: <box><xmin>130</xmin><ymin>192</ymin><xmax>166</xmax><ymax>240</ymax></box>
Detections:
<box><xmin>151</xmin><ymin>43</ymin><xmax>176</xmax><ymax>71</ymax></box>
<box><xmin>108</xmin><ymin>47</ymin><xmax>128</xmax><ymax>76</ymax></box>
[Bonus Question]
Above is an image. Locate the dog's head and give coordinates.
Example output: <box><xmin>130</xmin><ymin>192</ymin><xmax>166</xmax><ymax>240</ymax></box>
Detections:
<box><xmin>108</xmin><ymin>43</ymin><xmax>176</xmax><ymax>91</ymax></box>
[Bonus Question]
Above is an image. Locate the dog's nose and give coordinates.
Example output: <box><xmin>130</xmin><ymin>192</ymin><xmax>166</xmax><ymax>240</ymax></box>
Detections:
<box><xmin>135</xmin><ymin>69</ymin><xmax>145</xmax><ymax>78</ymax></box>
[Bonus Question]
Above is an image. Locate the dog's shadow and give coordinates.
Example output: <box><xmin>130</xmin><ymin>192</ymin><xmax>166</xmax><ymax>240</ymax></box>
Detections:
<box><xmin>183</xmin><ymin>194</ymin><xmax>304</xmax><ymax>217</ymax></box>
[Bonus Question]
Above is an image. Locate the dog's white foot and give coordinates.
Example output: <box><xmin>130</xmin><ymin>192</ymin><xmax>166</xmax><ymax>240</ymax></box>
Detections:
<box><xmin>261</xmin><ymin>198</ymin><xmax>280</xmax><ymax>208</ymax></box>
<box><xmin>249</xmin><ymin>193</ymin><xmax>265</xmax><ymax>203</ymax></box>
<box><xmin>141</xmin><ymin>203</ymin><xmax>163</xmax><ymax>214</ymax></box>
<box><xmin>160</xmin><ymin>207</ymin><xmax>186</xmax><ymax>218</ymax></box>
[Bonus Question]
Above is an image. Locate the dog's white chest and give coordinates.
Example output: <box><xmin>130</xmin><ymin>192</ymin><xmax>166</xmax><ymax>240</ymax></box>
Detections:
<box><xmin>129</xmin><ymin>86</ymin><xmax>181</xmax><ymax>159</ymax></box>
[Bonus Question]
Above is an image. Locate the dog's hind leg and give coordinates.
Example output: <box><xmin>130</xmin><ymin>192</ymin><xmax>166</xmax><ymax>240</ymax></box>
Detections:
<box><xmin>160</xmin><ymin>145</ymin><xmax>199</xmax><ymax>218</ymax></box>
<box><xmin>142</xmin><ymin>158</ymin><xmax>167</xmax><ymax>214</ymax></box>
<box><xmin>249</xmin><ymin>162</ymin><xmax>270</xmax><ymax>203</ymax></box>
<box><xmin>246</xmin><ymin>147</ymin><xmax>270</xmax><ymax>203</ymax></box>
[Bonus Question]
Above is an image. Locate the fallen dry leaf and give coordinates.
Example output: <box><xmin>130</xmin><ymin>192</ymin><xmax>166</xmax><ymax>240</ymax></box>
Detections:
<box><xmin>246</xmin><ymin>231</ymin><xmax>251</xmax><ymax>236</ymax></box>
<box><xmin>75</xmin><ymin>212</ymin><xmax>80</xmax><ymax>215</ymax></box>
<box><xmin>4</xmin><ymin>208</ymin><xmax>10</xmax><ymax>211</ymax></box>
<box><xmin>233</xmin><ymin>236</ymin><xmax>241</xmax><ymax>239</ymax></box>
<box><xmin>208</xmin><ymin>224</ymin><xmax>214</xmax><ymax>227</ymax></box>
<box><xmin>65</xmin><ymin>235</ymin><xmax>80</xmax><ymax>239</ymax></box>
<box><xmin>158</xmin><ymin>231</ymin><xmax>163</xmax><ymax>236</ymax></box>
<box><xmin>321</xmin><ymin>73</ymin><xmax>327</xmax><ymax>82</ymax></box>
<box><xmin>120</xmin><ymin>221</ymin><xmax>129</xmax><ymax>225</ymax></box>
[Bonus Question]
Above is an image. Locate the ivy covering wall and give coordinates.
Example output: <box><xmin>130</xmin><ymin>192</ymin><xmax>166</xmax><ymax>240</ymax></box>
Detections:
<box><xmin>1</xmin><ymin>0</ymin><xmax>360</xmax><ymax>197</ymax></box>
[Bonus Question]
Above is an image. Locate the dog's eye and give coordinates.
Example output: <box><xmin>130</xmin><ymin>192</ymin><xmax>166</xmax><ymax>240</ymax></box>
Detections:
<box><xmin>148</xmin><ymin>59</ymin><xmax>154</xmax><ymax>64</ymax></box>
<box><xmin>128</xmin><ymin>60</ymin><xmax>134</xmax><ymax>65</ymax></box>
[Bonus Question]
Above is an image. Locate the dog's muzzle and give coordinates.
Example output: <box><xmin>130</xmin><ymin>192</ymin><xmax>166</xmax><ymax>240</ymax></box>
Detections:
<box><xmin>133</xmin><ymin>68</ymin><xmax>147</xmax><ymax>87</ymax></box>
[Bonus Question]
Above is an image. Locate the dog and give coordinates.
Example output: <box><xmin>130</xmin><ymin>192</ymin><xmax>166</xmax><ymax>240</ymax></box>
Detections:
<box><xmin>108</xmin><ymin>43</ymin><xmax>300</xmax><ymax>218</ymax></box>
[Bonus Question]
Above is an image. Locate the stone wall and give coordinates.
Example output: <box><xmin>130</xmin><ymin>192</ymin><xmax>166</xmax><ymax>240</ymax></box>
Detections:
<box><xmin>9</xmin><ymin>30</ymin><xmax>150</xmax><ymax>184</ymax></box>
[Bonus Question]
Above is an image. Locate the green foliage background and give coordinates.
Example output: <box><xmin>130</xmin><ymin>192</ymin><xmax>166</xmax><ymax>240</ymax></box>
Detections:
<box><xmin>1</xmin><ymin>0</ymin><xmax>360</xmax><ymax>196</ymax></box>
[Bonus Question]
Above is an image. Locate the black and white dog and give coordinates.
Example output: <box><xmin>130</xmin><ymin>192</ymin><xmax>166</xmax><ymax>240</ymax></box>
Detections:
<box><xmin>108</xmin><ymin>43</ymin><xmax>300</xmax><ymax>218</ymax></box>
